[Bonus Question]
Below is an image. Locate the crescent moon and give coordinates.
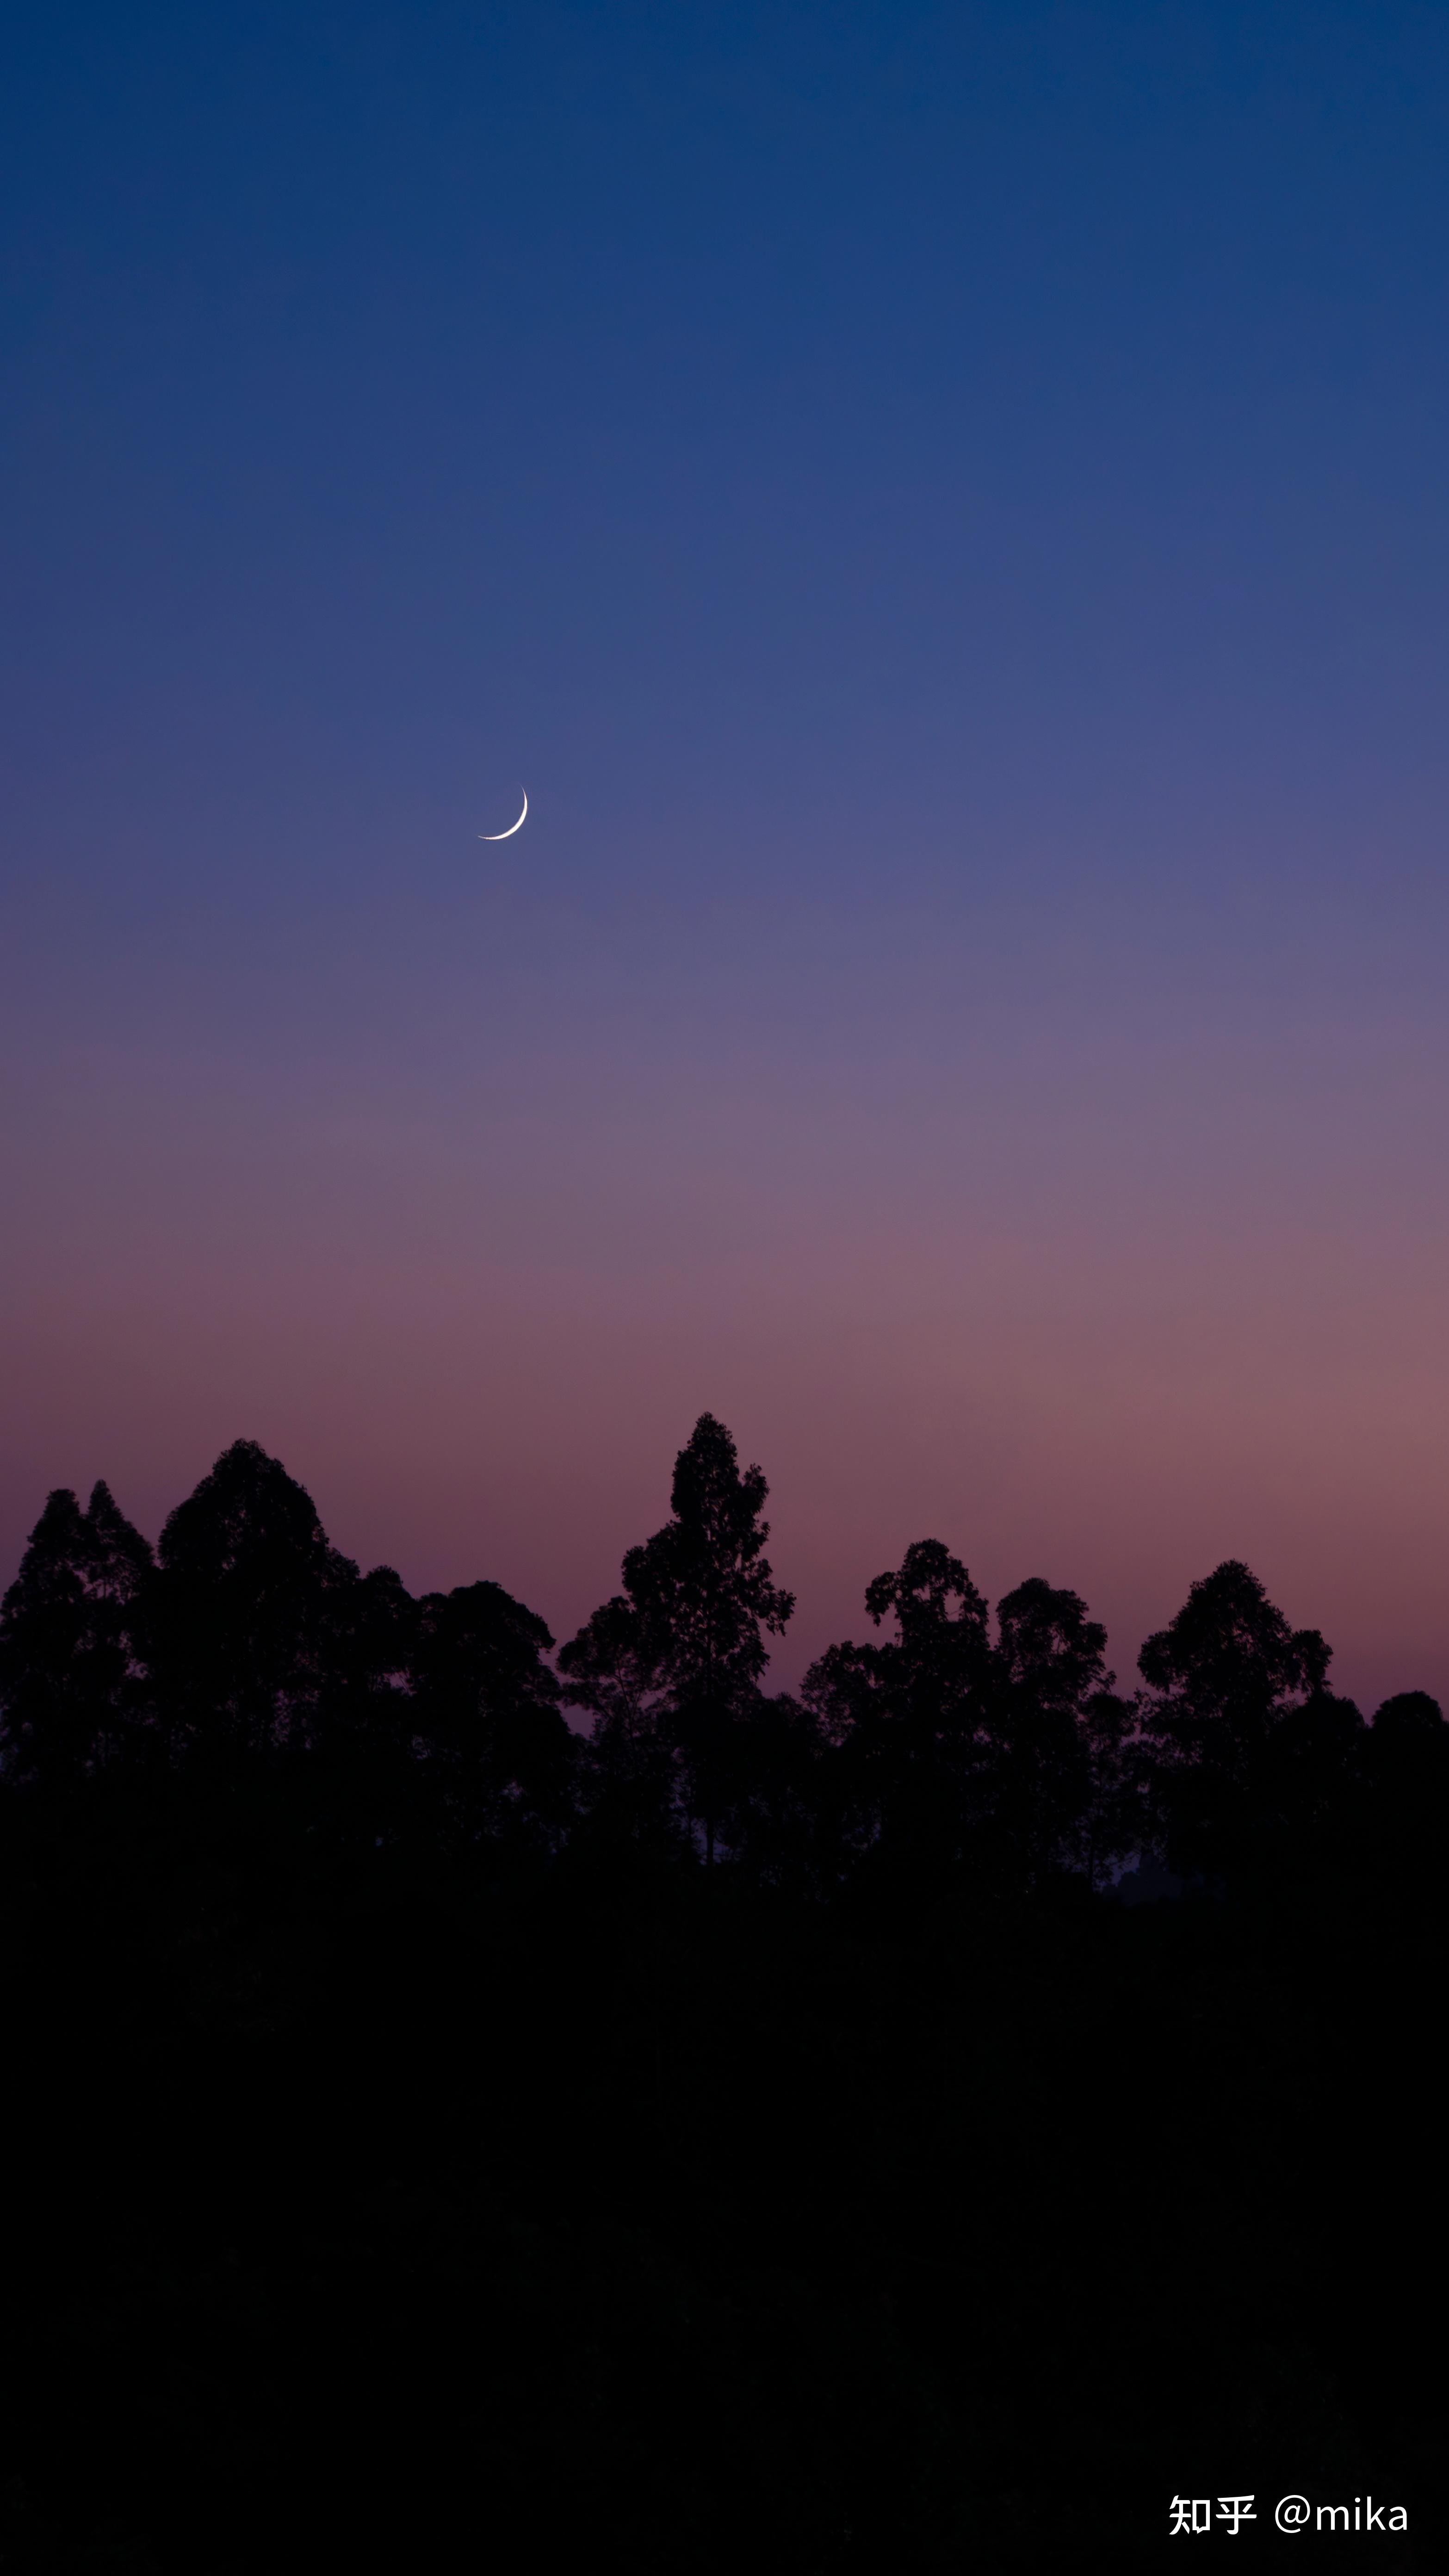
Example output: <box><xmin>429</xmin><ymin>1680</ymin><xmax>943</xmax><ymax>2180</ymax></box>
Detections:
<box><xmin>480</xmin><ymin>788</ymin><xmax>527</xmax><ymax>841</ymax></box>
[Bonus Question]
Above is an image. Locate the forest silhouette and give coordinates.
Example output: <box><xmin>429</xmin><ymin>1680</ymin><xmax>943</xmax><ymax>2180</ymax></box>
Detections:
<box><xmin>0</xmin><ymin>1416</ymin><xmax>1442</xmax><ymax>2568</ymax></box>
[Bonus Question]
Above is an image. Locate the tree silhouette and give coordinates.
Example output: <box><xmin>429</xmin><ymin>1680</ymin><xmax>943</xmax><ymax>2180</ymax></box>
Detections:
<box><xmin>559</xmin><ymin>1414</ymin><xmax>794</xmax><ymax>1858</ymax></box>
<box><xmin>985</xmin><ymin>1577</ymin><xmax>1125</xmax><ymax>1882</ymax></box>
<box><xmin>803</xmin><ymin>1540</ymin><xmax>991</xmax><ymax>1879</ymax></box>
<box><xmin>1370</xmin><ymin>1687</ymin><xmax>1446</xmax><ymax>1744</ymax></box>
<box><xmin>0</xmin><ymin>1481</ymin><xmax>153</xmax><ymax>1786</ymax></box>
<box><xmin>148</xmin><ymin>1439</ymin><xmax>365</xmax><ymax>1760</ymax></box>
<box><xmin>0</xmin><ymin>1425</ymin><xmax>1444</xmax><ymax>2569</ymax></box>
<box><xmin>1136</xmin><ymin>1558</ymin><xmax>1334</xmax><ymax>1874</ymax></box>
<box><xmin>552</xmin><ymin>1589</ymin><xmax>682</xmax><ymax>1850</ymax></box>
<box><xmin>409</xmin><ymin>1579</ymin><xmax>575</xmax><ymax>1850</ymax></box>
<box><xmin>1361</xmin><ymin>1688</ymin><xmax>1449</xmax><ymax>1886</ymax></box>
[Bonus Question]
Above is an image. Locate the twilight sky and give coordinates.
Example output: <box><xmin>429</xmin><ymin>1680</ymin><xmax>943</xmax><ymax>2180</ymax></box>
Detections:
<box><xmin>4</xmin><ymin>0</ymin><xmax>1449</xmax><ymax>1708</ymax></box>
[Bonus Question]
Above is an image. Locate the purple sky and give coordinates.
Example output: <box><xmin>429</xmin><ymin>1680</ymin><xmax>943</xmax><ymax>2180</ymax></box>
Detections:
<box><xmin>4</xmin><ymin>1</ymin><xmax>1449</xmax><ymax>1709</ymax></box>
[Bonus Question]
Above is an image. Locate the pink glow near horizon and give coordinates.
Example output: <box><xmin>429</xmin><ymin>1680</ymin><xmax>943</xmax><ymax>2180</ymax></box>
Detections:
<box><xmin>8</xmin><ymin>0</ymin><xmax>1449</xmax><ymax>1730</ymax></box>
<box><xmin>5</xmin><ymin>969</ymin><xmax>1446</xmax><ymax>1716</ymax></box>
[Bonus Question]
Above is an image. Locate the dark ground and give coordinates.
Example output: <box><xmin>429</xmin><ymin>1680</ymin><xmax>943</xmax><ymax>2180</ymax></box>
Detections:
<box><xmin>0</xmin><ymin>1771</ymin><xmax>1439</xmax><ymax>2572</ymax></box>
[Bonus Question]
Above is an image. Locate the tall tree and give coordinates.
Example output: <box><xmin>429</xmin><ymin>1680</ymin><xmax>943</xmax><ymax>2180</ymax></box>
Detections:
<box><xmin>558</xmin><ymin>1414</ymin><xmax>794</xmax><ymax>1858</ymax></box>
<box><xmin>986</xmin><ymin>1577</ymin><xmax>1129</xmax><ymax>1883</ymax></box>
<box><xmin>802</xmin><ymin>1540</ymin><xmax>991</xmax><ymax>1877</ymax></box>
<box><xmin>0</xmin><ymin>1482</ymin><xmax>154</xmax><ymax>1787</ymax></box>
<box><xmin>805</xmin><ymin>1552</ymin><xmax>1133</xmax><ymax>1889</ymax></box>
<box><xmin>408</xmin><ymin>1580</ymin><xmax>575</xmax><ymax>1851</ymax></box>
<box><xmin>148</xmin><ymin>1440</ymin><xmax>363</xmax><ymax>1759</ymax></box>
<box><xmin>1136</xmin><ymin>1558</ymin><xmax>1333</xmax><ymax>1874</ymax></box>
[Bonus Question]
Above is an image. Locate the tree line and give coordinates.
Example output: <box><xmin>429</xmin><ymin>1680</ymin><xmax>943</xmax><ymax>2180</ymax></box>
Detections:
<box><xmin>2</xmin><ymin>1411</ymin><xmax>1443</xmax><ymax>1895</ymax></box>
<box><xmin>0</xmin><ymin>1415</ymin><xmax>1444</xmax><ymax>2571</ymax></box>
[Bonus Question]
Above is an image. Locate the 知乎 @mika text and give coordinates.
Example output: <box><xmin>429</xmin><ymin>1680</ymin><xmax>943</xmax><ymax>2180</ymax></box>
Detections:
<box><xmin>1169</xmin><ymin>2495</ymin><xmax>1410</xmax><ymax>2536</ymax></box>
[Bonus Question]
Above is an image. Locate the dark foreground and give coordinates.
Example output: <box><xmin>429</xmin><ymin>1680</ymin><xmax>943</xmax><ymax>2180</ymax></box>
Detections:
<box><xmin>0</xmin><ymin>1781</ymin><xmax>1442</xmax><ymax>2571</ymax></box>
<box><xmin>0</xmin><ymin>1425</ymin><xmax>1443</xmax><ymax>2568</ymax></box>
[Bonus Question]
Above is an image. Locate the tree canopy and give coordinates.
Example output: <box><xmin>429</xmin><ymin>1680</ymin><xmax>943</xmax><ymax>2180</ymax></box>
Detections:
<box><xmin>0</xmin><ymin>1415</ymin><xmax>1443</xmax><ymax>2569</ymax></box>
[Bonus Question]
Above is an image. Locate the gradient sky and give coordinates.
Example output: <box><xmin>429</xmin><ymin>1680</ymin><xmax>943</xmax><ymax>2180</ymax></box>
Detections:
<box><xmin>4</xmin><ymin>0</ymin><xmax>1449</xmax><ymax>1708</ymax></box>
